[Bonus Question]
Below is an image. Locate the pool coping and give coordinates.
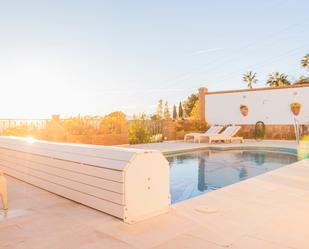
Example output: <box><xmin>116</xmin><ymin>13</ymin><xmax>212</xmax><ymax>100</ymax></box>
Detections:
<box><xmin>163</xmin><ymin>145</ymin><xmax>298</xmax><ymax>156</ymax></box>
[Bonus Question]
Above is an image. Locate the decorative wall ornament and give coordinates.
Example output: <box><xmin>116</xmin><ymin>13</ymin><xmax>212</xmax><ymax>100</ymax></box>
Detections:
<box><xmin>290</xmin><ymin>102</ymin><xmax>301</xmax><ymax>116</ymax></box>
<box><xmin>240</xmin><ymin>104</ymin><xmax>249</xmax><ymax>117</ymax></box>
<box><xmin>255</xmin><ymin>121</ymin><xmax>265</xmax><ymax>141</ymax></box>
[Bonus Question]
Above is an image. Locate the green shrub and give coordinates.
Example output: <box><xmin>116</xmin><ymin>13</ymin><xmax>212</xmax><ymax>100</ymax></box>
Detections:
<box><xmin>128</xmin><ymin>114</ymin><xmax>151</xmax><ymax>144</ymax></box>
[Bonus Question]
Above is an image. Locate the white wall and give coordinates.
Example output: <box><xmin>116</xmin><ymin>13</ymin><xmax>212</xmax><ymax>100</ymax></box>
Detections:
<box><xmin>205</xmin><ymin>86</ymin><xmax>309</xmax><ymax>125</ymax></box>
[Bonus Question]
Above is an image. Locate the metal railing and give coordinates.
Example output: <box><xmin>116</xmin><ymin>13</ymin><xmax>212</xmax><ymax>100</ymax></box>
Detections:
<box><xmin>0</xmin><ymin>118</ymin><xmax>102</xmax><ymax>135</ymax></box>
<box><xmin>0</xmin><ymin>119</ymin><xmax>49</xmax><ymax>134</ymax></box>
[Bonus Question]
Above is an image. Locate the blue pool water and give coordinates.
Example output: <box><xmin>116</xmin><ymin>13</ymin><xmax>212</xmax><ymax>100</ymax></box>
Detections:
<box><xmin>167</xmin><ymin>149</ymin><xmax>297</xmax><ymax>203</ymax></box>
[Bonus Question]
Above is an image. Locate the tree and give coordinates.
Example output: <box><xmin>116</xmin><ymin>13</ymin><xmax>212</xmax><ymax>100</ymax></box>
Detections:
<box><xmin>178</xmin><ymin>102</ymin><xmax>184</xmax><ymax>119</ymax></box>
<box><xmin>301</xmin><ymin>54</ymin><xmax>309</xmax><ymax>70</ymax></box>
<box><xmin>128</xmin><ymin>113</ymin><xmax>150</xmax><ymax>144</ymax></box>
<box><xmin>190</xmin><ymin>100</ymin><xmax>199</xmax><ymax>120</ymax></box>
<box><xmin>243</xmin><ymin>71</ymin><xmax>258</xmax><ymax>89</ymax></box>
<box><xmin>183</xmin><ymin>93</ymin><xmax>198</xmax><ymax>116</ymax></box>
<box><xmin>294</xmin><ymin>75</ymin><xmax>309</xmax><ymax>85</ymax></box>
<box><xmin>62</xmin><ymin>115</ymin><xmax>91</xmax><ymax>135</ymax></box>
<box><xmin>172</xmin><ymin>105</ymin><xmax>177</xmax><ymax>120</ymax></box>
<box><xmin>266</xmin><ymin>72</ymin><xmax>291</xmax><ymax>87</ymax></box>
<box><xmin>150</xmin><ymin>114</ymin><xmax>161</xmax><ymax>120</ymax></box>
<box><xmin>156</xmin><ymin>99</ymin><xmax>163</xmax><ymax>119</ymax></box>
<box><xmin>100</xmin><ymin>111</ymin><xmax>127</xmax><ymax>134</ymax></box>
<box><xmin>163</xmin><ymin>101</ymin><xmax>170</xmax><ymax>119</ymax></box>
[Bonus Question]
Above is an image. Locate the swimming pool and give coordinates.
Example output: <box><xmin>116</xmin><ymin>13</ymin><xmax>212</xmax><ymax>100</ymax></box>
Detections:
<box><xmin>167</xmin><ymin>149</ymin><xmax>297</xmax><ymax>203</ymax></box>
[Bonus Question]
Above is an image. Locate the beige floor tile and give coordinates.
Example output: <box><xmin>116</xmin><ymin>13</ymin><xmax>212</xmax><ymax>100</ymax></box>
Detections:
<box><xmin>184</xmin><ymin>224</ymin><xmax>244</xmax><ymax>247</ymax></box>
<box><xmin>95</xmin><ymin>210</ymin><xmax>199</xmax><ymax>249</ymax></box>
<box><xmin>248</xmin><ymin>209</ymin><xmax>309</xmax><ymax>249</ymax></box>
<box><xmin>151</xmin><ymin>234</ymin><xmax>223</xmax><ymax>249</ymax></box>
<box><xmin>230</xmin><ymin>235</ymin><xmax>292</xmax><ymax>249</ymax></box>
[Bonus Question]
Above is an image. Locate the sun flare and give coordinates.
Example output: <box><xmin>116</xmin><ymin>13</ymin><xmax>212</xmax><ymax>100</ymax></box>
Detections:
<box><xmin>25</xmin><ymin>136</ymin><xmax>36</xmax><ymax>144</ymax></box>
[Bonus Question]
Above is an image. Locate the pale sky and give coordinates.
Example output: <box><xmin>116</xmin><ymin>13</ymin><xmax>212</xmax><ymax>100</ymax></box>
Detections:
<box><xmin>0</xmin><ymin>0</ymin><xmax>308</xmax><ymax>118</ymax></box>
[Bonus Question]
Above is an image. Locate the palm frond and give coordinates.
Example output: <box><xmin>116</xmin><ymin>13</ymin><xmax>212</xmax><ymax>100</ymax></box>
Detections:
<box><xmin>301</xmin><ymin>54</ymin><xmax>309</xmax><ymax>68</ymax></box>
<box><xmin>266</xmin><ymin>72</ymin><xmax>291</xmax><ymax>87</ymax></box>
<box><xmin>243</xmin><ymin>71</ymin><xmax>258</xmax><ymax>88</ymax></box>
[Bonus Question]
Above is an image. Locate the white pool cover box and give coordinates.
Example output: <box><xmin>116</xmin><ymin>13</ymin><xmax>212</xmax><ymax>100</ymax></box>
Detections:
<box><xmin>0</xmin><ymin>136</ymin><xmax>171</xmax><ymax>223</ymax></box>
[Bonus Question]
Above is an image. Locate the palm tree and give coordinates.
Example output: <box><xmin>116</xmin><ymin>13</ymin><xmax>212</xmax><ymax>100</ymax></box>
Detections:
<box><xmin>301</xmin><ymin>54</ymin><xmax>309</xmax><ymax>70</ymax></box>
<box><xmin>294</xmin><ymin>75</ymin><xmax>309</xmax><ymax>85</ymax></box>
<box><xmin>266</xmin><ymin>72</ymin><xmax>291</xmax><ymax>87</ymax></box>
<box><xmin>243</xmin><ymin>71</ymin><xmax>258</xmax><ymax>89</ymax></box>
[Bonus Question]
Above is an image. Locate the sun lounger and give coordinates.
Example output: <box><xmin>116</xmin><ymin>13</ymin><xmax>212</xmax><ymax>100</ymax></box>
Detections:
<box><xmin>184</xmin><ymin>126</ymin><xmax>223</xmax><ymax>142</ymax></box>
<box><xmin>194</xmin><ymin>126</ymin><xmax>242</xmax><ymax>143</ymax></box>
<box><xmin>207</xmin><ymin>126</ymin><xmax>243</xmax><ymax>144</ymax></box>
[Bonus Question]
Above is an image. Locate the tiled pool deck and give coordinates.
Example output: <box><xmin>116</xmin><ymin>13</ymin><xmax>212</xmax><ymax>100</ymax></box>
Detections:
<box><xmin>1</xmin><ymin>140</ymin><xmax>309</xmax><ymax>249</ymax></box>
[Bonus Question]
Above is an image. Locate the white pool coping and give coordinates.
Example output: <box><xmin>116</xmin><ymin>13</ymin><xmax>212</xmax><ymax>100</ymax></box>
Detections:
<box><xmin>126</xmin><ymin>139</ymin><xmax>298</xmax><ymax>154</ymax></box>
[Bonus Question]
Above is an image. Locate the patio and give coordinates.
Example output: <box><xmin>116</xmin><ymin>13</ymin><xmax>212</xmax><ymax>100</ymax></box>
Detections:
<box><xmin>1</xmin><ymin>140</ymin><xmax>309</xmax><ymax>249</ymax></box>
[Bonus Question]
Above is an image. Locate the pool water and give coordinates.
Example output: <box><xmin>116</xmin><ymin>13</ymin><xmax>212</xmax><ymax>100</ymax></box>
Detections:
<box><xmin>167</xmin><ymin>149</ymin><xmax>297</xmax><ymax>203</ymax></box>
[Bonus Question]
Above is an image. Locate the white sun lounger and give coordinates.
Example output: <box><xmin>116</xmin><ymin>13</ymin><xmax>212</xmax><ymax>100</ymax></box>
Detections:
<box><xmin>184</xmin><ymin>126</ymin><xmax>223</xmax><ymax>142</ymax></box>
<box><xmin>207</xmin><ymin>126</ymin><xmax>243</xmax><ymax>144</ymax></box>
<box><xmin>194</xmin><ymin>126</ymin><xmax>242</xmax><ymax>144</ymax></box>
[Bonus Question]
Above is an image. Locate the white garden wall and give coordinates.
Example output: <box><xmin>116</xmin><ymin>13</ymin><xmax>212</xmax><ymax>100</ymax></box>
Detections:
<box><xmin>205</xmin><ymin>85</ymin><xmax>309</xmax><ymax>125</ymax></box>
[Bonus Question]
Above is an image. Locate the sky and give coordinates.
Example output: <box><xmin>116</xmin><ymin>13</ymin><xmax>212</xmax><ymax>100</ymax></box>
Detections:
<box><xmin>0</xmin><ymin>0</ymin><xmax>308</xmax><ymax>118</ymax></box>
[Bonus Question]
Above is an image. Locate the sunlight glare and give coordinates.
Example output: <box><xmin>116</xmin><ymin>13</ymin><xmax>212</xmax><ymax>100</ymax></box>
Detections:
<box><xmin>25</xmin><ymin>137</ymin><xmax>36</xmax><ymax>144</ymax></box>
<box><xmin>298</xmin><ymin>135</ymin><xmax>309</xmax><ymax>160</ymax></box>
